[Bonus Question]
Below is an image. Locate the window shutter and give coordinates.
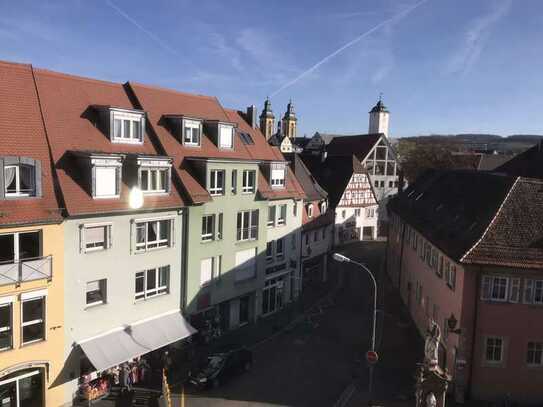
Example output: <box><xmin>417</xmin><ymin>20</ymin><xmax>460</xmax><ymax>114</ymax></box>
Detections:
<box><xmin>79</xmin><ymin>225</ymin><xmax>85</xmax><ymax>253</ymax></box>
<box><xmin>0</xmin><ymin>157</ymin><xmax>4</xmax><ymax>199</ymax></box>
<box><xmin>91</xmin><ymin>166</ymin><xmax>97</xmax><ymax>197</ymax></box>
<box><xmin>167</xmin><ymin>168</ymin><xmax>172</xmax><ymax>193</ymax></box>
<box><xmin>524</xmin><ymin>279</ymin><xmax>534</xmax><ymax>304</ymax></box>
<box><xmin>115</xmin><ymin>167</ymin><xmax>122</xmax><ymax>196</ymax></box>
<box><xmin>170</xmin><ymin>219</ymin><xmax>175</xmax><ymax>247</ymax></box>
<box><xmin>108</xmin><ymin>110</ymin><xmax>114</xmax><ymax>140</ymax></box>
<box><xmin>34</xmin><ymin>159</ymin><xmax>42</xmax><ymax>197</ymax></box>
<box><xmin>140</xmin><ymin>115</ymin><xmax>146</xmax><ymax>143</ymax></box>
<box><xmin>450</xmin><ymin>266</ymin><xmax>456</xmax><ymax>290</ymax></box>
<box><xmin>217</xmin><ymin>213</ymin><xmax>223</xmax><ymax>240</ymax></box>
<box><xmin>509</xmin><ymin>278</ymin><xmax>520</xmax><ymax>303</ymax></box>
<box><xmin>107</xmin><ymin>225</ymin><xmax>113</xmax><ymax>249</ymax></box>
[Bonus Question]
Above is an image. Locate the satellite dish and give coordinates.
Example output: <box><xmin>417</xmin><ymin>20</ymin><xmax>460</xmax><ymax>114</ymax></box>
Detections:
<box><xmin>129</xmin><ymin>187</ymin><xmax>144</xmax><ymax>209</ymax></box>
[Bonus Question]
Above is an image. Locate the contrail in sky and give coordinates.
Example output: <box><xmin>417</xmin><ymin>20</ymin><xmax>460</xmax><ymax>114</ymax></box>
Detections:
<box><xmin>270</xmin><ymin>0</ymin><xmax>430</xmax><ymax>97</ymax></box>
<box><xmin>105</xmin><ymin>0</ymin><xmax>179</xmax><ymax>56</ymax></box>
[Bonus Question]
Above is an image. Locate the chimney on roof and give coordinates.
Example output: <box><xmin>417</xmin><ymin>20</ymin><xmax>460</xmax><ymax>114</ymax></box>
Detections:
<box><xmin>246</xmin><ymin>105</ymin><xmax>257</xmax><ymax>129</ymax></box>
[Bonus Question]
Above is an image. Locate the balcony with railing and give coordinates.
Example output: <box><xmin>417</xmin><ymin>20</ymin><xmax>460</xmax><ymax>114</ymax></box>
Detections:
<box><xmin>0</xmin><ymin>256</ymin><xmax>52</xmax><ymax>286</ymax></box>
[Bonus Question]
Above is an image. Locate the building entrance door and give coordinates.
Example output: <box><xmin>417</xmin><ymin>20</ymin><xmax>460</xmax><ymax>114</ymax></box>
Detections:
<box><xmin>262</xmin><ymin>277</ymin><xmax>284</xmax><ymax>316</ymax></box>
<box><xmin>0</xmin><ymin>369</ymin><xmax>43</xmax><ymax>407</ymax></box>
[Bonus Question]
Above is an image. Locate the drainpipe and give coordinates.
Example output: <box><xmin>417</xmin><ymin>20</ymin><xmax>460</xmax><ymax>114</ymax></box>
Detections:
<box><xmin>397</xmin><ymin>218</ymin><xmax>406</xmax><ymax>290</ymax></box>
<box><xmin>467</xmin><ymin>265</ymin><xmax>482</xmax><ymax>399</ymax></box>
<box><xmin>181</xmin><ymin>208</ymin><xmax>189</xmax><ymax>313</ymax></box>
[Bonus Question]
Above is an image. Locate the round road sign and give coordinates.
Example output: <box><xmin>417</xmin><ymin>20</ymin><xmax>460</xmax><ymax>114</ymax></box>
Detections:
<box><xmin>366</xmin><ymin>350</ymin><xmax>379</xmax><ymax>364</ymax></box>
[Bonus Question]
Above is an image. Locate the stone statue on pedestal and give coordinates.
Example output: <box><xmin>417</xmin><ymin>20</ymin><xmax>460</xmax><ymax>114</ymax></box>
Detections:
<box><xmin>424</xmin><ymin>321</ymin><xmax>441</xmax><ymax>370</ymax></box>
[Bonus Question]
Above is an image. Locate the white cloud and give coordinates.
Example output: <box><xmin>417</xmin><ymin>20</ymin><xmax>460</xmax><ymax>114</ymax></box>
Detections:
<box><xmin>446</xmin><ymin>0</ymin><xmax>512</xmax><ymax>75</ymax></box>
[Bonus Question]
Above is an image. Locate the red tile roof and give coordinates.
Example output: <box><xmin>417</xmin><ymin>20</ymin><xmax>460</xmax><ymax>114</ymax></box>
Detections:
<box><xmin>32</xmin><ymin>68</ymin><xmax>185</xmax><ymax>216</ymax></box>
<box><xmin>0</xmin><ymin>61</ymin><xmax>62</xmax><ymax>226</ymax></box>
<box><xmin>462</xmin><ymin>177</ymin><xmax>543</xmax><ymax>269</ymax></box>
<box><xmin>127</xmin><ymin>82</ymin><xmax>304</xmax><ymax>203</ymax></box>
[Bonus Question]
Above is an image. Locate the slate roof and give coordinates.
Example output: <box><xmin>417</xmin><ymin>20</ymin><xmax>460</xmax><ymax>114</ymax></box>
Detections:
<box><xmin>326</xmin><ymin>134</ymin><xmax>382</xmax><ymax>161</ymax></box>
<box><xmin>494</xmin><ymin>143</ymin><xmax>543</xmax><ymax>178</ymax></box>
<box><xmin>127</xmin><ymin>82</ymin><xmax>304</xmax><ymax>204</ymax></box>
<box><xmin>285</xmin><ymin>153</ymin><xmax>328</xmax><ymax>202</ymax></box>
<box><xmin>477</xmin><ymin>154</ymin><xmax>515</xmax><ymax>171</ymax></box>
<box><xmin>389</xmin><ymin>170</ymin><xmax>514</xmax><ymax>262</ymax></box>
<box><xmin>32</xmin><ymin>68</ymin><xmax>184</xmax><ymax>216</ymax></box>
<box><xmin>302</xmin><ymin>155</ymin><xmax>371</xmax><ymax>209</ymax></box>
<box><xmin>462</xmin><ymin>177</ymin><xmax>543</xmax><ymax>269</ymax></box>
<box><xmin>0</xmin><ymin>61</ymin><xmax>62</xmax><ymax>226</ymax></box>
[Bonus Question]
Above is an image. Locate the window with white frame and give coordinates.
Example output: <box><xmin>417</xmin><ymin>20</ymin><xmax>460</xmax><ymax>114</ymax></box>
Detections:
<box><xmin>135</xmin><ymin>266</ymin><xmax>169</xmax><ymax>300</ymax></box>
<box><xmin>209</xmin><ymin>170</ymin><xmax>225</xmax><ymax>195</ymax></box>
<box><xmin>183</xmin><ymin>119</ymin><xmax>201</xmax><ymax>146</ymax></box>
<box><xmin>485</xmin><ymin>337</ymin><xmax>503</xmax><ymax>363</ymax></box>
<box><xmin>140</xmin><ymin>168</ymin><xmax>169</xmax><ymax>193</ymax></box>
<box><xmin>235</xmin><ymin>247</ymin><xmax>256</xmax><ymax>281</ymax></box>
<box><xmin>355</xmin><ymin>208</ymin><xmax>361</xmax><ymax>217</ymax></box>
<box><xmin>135</xmin><ymin>219</ymin><xmax>172</xmax><ymax>252</ymax></box>
<box><xmin>219</xmin><ymin>124</ymin><xmax>234</xmax><ymax>149</ymax></box>
<box><xmin>481</xmin><ymin>276</ymin><xmax>513</xmax><ymax>302</ymax></box>
<box><xmin>320</xmin><ymin>201</ymin><xmax>327</xmax><ymax>213</ymax></box>
<box><xmin>0</xmin><ymin>231</ymin><xmax>40</xmax><ymax>263</ymax></box>
<box><xmin>307</xmin><ymin>204</ymin><xmax>314</xmax><ymax>218</ymax></box>
<box><xmin>112</xmin><ymin>111</ymin><xmax>144</xmax><ymax>143</ymax></box>
<box><xmin>527</xmin><ymin>342</ymin><xmax>543</xmax><ymax>366</ymax></box>
<box><xmin>237</xmin><ymin>210</ymin><xmax>258</xmax><ymax>241</ymax></box>
<box><xmin>94</xmin><ymin>166</ymin><xmax>120</xmax><ymax>198</ymax></box>
<box><xmin>83</xmin><ymin>224</ymin><xmax>112</xmax><ymax>252</ymax></box>
<box><xmin>0</xmin><ymin>301</ymin><xmax>12</xmax><ymax>351</ymax></box>
<box><xmin>267</xmin><ymin>206</ymin><xmax>276</xmax><ymax>227</ymax></box>
<box><xmin>86</xmin><ymin>279</ymin><xmax>107</xmax><ymax>307</ymax></box>
<box><xmin>524</xmin><ymin>279</ymin><xmax>543</xmax><ymax>304</ymax></box>
<box><xmin>342</xmin><ymin>210</ymin><xmax>346</xmax><ymax>219</ymax></box>
<box><xmin>201</xmin><ymin>215</ymin><xmax>215</xmax><ymax>241</ymax></box>
<box><xmin>276</xmin><ymin>238</ymin><xmax>284</xmax><ymax>258</ymax></box>
<box><xmin>242</xmin><ymin>170</ymin><xmax>256</xmax><ymax>193</ymax></box>
<box><xmin>21</xmin><ymin>296</ymin><xmax>45</xmax><ymax>345</ymax></box>
<box><xmin>4</xmin><ymin>164</ymin><xmax>35</xmax><ymax>197</ymax></box>
<box><xmin>271</xmin><ymin>168</ymin><xmax>285</xmax><ymax>188</ymax></box>
<box><xmin>277</xmin><ymin>204</ymin><xmax>287</xmax><ymax>226</ymax></box>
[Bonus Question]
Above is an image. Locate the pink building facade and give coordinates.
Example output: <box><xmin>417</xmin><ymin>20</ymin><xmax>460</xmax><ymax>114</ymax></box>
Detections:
<box><xmin>387</xmin><ymin>171</ymin><xmax>543</xmax><ymax>405</ymax></box>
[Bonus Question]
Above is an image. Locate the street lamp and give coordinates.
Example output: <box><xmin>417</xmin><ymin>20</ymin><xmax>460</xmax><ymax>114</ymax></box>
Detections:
<box><xmin>332</xmin><ymin>252</ymin><xmax>378</xmax><ymax>397</ymax></box>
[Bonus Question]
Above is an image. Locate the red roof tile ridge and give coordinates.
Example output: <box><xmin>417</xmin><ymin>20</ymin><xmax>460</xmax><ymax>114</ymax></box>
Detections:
<box><xmin>0</xmin><ymin>59</ymin><xmax>33</xmax><ymax>70</ymax></box>
<box><xmin>461</xmin><ymin>176</ymin><xmax>521</xmax><ymax>264</ymax></box>
<box><xmin>33</xmin><ymin>66</ymin><xmax>122</xmax><ymax>88</ymax></box>
<box><xmin>128</xmin><ymin>81</ymin><xmax>218</xmax><ymax>100</ymax></box>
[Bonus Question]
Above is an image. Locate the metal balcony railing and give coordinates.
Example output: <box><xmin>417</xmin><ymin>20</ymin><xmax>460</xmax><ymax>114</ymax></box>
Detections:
<box><xmin>0</xmin><ymin>256</ymin><xmax>52</xmax><ymax>286</ymax></box>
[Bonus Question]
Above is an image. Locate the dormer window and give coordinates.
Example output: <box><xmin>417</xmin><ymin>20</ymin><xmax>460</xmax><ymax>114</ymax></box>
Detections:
<box><xmin>183</xmin><ymin>119</ymin><xmax>202</xmax><ymax>146</ymax></box>
<box><xmin>4</xmin><ymin>164</ymin><xmax>34</xmax><ymax>197</ymax></box>
<box><xmin>1</xmin><ymin>157</ymin><xmax>41</xmax><ymax>199</ymax></box>
<box><xmin>111</xmin><ymin>110</ymin><xmax>144</xmax><ymax>144</ymax></box>
<box><xmin>90</xmin><ymin>156</ymin><xmax>122</xmax><ymax>199</ymax></box>
<box><xmin>138</xmin><ymin>158</ymin><xmax>172</xmax><ymax>195</ymax></box>
<box><xmin>270</xmin><ymin>163</ymin><xmax>286</xmax><ymax>189</ymax></box>
<box><xmin>219</xmin><ymin>124</ymin><xmax>234</xmax><ymax>149</ymax></box>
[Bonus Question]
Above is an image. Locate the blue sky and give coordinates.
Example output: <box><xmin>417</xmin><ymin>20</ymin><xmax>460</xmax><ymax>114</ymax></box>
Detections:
<box><xmin>1</xmin><ymin>0</ymin><xmax>541</xmax><ymax>137</ymax></box>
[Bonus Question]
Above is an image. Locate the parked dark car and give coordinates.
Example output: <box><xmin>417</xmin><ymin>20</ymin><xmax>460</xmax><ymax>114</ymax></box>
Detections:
<box><xmin>188</xmin><ymin>345</ymin><xmax>253</xmax><ymax>389</ymax></box>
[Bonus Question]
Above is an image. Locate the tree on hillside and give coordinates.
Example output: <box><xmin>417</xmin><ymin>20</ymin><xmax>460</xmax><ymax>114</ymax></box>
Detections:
<box><xmin>397</xmin><ymin>140</ymin><xmax>479</xmax><ymax>183</ymax></box>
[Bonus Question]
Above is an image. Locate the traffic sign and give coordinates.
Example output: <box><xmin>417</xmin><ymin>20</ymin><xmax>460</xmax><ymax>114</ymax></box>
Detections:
<box><xmin>366</xmin><ymin>350</ymin><xmax>379</xmax><ymax>364</ymax></box>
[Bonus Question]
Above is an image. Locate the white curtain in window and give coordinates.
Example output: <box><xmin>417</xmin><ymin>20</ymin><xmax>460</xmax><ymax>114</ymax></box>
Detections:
<box><xmin>86</xmin><ymin>226</ymin><xmax>105</xmax><ymax>245</ymax></box>
<box><xmin>200</xmin><ymin>258</ymin><xmax>213</xmax><ymax>285</ymax></box>
<box><xmin>219</xmin><ymin>125</ymin><xmax>233</xmax><ymax>148</ymax></box>
<box><xmin>4</xmin><ymin>166</ymin><xmax>15</xmax><ymax>190</ymax></box>
<box><xmin>95</xmin><ymin>167</ymin><xmax>117</xmax><ymax>196</ymax></box>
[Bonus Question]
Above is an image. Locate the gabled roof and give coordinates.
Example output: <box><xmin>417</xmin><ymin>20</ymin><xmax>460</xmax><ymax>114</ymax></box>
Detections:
<box><xmin>462</xmin><ymin>177</ymin><xmax>543</xmax><ymax>269</ymax></box>
<box><xmin>32</xmin><ymin>68</ymin><xmax>184</xmax><ymax>216</ymax></box>
<box><xmin>388</xmin><ymin>170</ymin><xmax>520</xmax><ymax>264</ymax></box>
<box><xmin>285</xmin><ymin>153</ymin><xmax>328</xmax><ymax>202</ymax></box>
<box><xmin>326</xmin><ymin>133</ymin><xmax>382</xmax><ymax>161</ymax></box>
<box><xmin>127</xmin><ymin>82</ymin><xmax>303</xmax><ymax>204</ymax></box>
<box><xmin>494</xmin><ymin>143</ymin><xmax>543</xmax><ymax>178</ymax></box>
<box><xmin>477</xmin><ymin>153</ymin><xmax>515</xmax><ymax>171</ymax></box>
<box><xmin>0</xmin><ymin>61</ymin><xmax>62</xmax><ymax>226</ymax></box>
<box><xmin>302</xmin><ymin>155</ymin><xmax>370</xmax><ymax>209</ymax></box>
